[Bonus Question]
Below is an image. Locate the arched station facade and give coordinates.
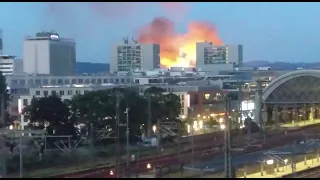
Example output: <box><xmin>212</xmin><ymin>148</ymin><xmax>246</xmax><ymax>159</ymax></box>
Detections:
<box><xmin>261</xmin><ymin>70</ymin><xmax>320</xmax><ymax>124</ymax></box>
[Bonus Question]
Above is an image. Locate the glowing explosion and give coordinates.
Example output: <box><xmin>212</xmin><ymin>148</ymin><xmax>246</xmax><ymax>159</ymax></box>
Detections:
<box><xmin>137</xmin><ymin>17</ymin><xmax>223</xmax><ymax>68</ymax></box>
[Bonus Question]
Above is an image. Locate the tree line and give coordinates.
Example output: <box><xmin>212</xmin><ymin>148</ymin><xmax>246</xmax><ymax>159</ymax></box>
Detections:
<box><xmin>22</xmin><ymin>86</ymin><xmax>182</xmax><ymax>143</ymax></box>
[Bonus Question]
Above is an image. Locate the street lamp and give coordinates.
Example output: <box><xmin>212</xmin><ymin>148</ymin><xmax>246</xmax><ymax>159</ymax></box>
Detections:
<box><xmin>152</xmin><ymin>125</ymin><xmax>156</xmax><ymax>134</ymax></box>
<box><xmin>187</xmin><ymin>124</ymin><xmax>191</xmax><ymax>134</ymax></box>
<box><xmin>193</xmin><ymin>120</ymin><xmax>197</xmax><ymax>130</ymax></box>
<box><xmin>220</xmin><ymin>124</ymin><xmax>226</xmax><ymax>130</ymax></box>
<box><xmin>219</xmin><ymin>118</ymin><xmax>224</xmax><ymax>124</ymax></box>
<box><xmin>199</xmin><ymin>120</ymin><xmax>203</xmax><ymax>129</ymax></box>
<box><xmin>147</xmin><ymin>163</ymin><xmax>152</xmax><ymax>169</ymax></box>
<box><xmin>266</xmin><ymin>159</ymin><xmax>274</xmax><ymax>165</ymax></box>
<box><xmin>299</xmin><ymin>114</ymin><xmax>303</xmax><ymax>125</ymax></box>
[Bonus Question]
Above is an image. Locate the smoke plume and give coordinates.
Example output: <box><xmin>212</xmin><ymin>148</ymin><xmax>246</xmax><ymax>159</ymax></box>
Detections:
<box><xmin>137</xmin><ymin>17</ymin><xmax>223</xmax><ymax>68</ymax></box>
<box><xmin>43</xmin><ymin>2</ymin><xmax>222</xmax><ymax>67</ymax></box>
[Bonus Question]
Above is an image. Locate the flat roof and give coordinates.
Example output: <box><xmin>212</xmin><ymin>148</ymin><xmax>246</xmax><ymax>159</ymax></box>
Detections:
<box><xmin>0</xmin><ymin>55</ymin><xmax>16</xmax><ymax>58</ymax></box>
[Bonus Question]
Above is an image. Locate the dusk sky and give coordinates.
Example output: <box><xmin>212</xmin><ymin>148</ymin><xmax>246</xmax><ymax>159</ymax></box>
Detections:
<box><xmin>1</xmin><ymin>2</ymin><xmax>320</xmax><ymax>63</ymax></box>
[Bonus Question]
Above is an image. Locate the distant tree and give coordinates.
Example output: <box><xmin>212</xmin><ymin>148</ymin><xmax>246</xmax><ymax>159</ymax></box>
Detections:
<box><xmin>69</xmin><ymin>88</ymin><xmax>147</xmax><ymax>144</ymax></box>
<box><xmin>144</xmin><ymin>87</ymin><xmax>182</xmax><ymax>149</ymax></box>
<box><xmin>23</xmin><ymin>94</ymin><xmax>77</xmax><ymax>136</ymax></box>
<box><xmin>0</xmin><ymin>72</ymin><xmax>10</xmax><ymax>127</ymax></box>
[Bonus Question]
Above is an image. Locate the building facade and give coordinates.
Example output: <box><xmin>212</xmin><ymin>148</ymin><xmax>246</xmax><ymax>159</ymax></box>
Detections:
<box><xmin>0</xmin><ymin>29</ymin><xmax>3</xmax><ymax>55</ymax></box>
<box><xmin>23</xmin><ymin>32</ymin><xmax>76</xmax><ymax>76</ymax></box>
<box><xmin>8</xmin><ymin>68</ymin><xmax>284</xmax><ymax>128</ymax></box>
<box><xmin>110</xmin><ymin>39</ymin><xmax>160</xmax><ymax>72</ymax></box>
<box><xmin>196</xmin><ymin>42</ymin><xmax>243</xmax><ymax>72</ymax></box>
<box><xmin>0</xmin><ymin>55</ymin><xmax>15</xmax><ymax>75</ymax></box>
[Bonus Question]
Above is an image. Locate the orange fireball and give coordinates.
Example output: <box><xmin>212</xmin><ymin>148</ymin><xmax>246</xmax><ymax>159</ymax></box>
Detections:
<box><xmin>137</xmin><ymin>17</ymin><xmax>223</xmax><ymax>68</ymax></box>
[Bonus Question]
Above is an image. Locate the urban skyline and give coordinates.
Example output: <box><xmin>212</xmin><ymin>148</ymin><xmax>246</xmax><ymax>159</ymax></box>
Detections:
<box><xmin>1</xmin><ymin>2</ymin><xmax>320</xmax><ymax>64</ymax></box>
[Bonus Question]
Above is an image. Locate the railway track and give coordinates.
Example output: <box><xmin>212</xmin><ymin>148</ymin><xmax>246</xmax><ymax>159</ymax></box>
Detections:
<box><xmin>283</xmin><ymin>166</ymin><xmax>320</xmax><ymax>178</ymax></box>
<box><xmin>50</xmin><ymin>124</ymin><xmax>320</xmax><ymax>178</ymax></box>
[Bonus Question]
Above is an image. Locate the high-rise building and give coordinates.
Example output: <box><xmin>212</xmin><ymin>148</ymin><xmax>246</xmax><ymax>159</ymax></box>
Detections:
<box><xmin>110</xmin><ymin>38</ymin><xmax>160</xmax><ymax>72</ymax></box>
<box><xmin>0</xmin><ymin>29</ymin><xmax>3</xmax><ymax>55</ymax></box>
<box><xmin>0</xmin><ymin>55</ymin><xmax>15</xmax><ymax>75</ymax></box>
<box><xmin>23</xmin><ymin>32</ymin><xmax>76</xmax><ymax>76</ymax></box>
<box><xmin>196</xmin><ymin>42</ymin><xmax>243</xmax><ymax>72</ymax></box>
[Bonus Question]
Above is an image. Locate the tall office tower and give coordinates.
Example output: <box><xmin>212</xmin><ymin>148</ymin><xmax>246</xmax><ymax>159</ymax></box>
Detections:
<box><xmin>196</xmin><ymin>42</ymin><xmax>243</xmax><ymax>72</ymax></box>
<box><xmin>110</xmin><ymin>37</ymin><xmax>160</xmax><ymax>72</ymax></box>
<box><xmin>23</xmin><ymin>32</ymin><xmax>76</xmax><ymax>76</ymax></box>
<box><xmin>0</xmin><ymin>29</ymin><xmax>3</xmax><ymax>55</ymax></box>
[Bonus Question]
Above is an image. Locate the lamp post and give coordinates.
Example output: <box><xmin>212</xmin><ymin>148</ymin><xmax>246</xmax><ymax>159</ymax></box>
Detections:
<box><xmin>191</xmin><ymin>122</ymin><xmax>194</xmax><ymax>162</ymax></box>
<box><xmin>125</xmin><ymin>107</ymin><xmax>130</xmax><ymax>168</ymax></box>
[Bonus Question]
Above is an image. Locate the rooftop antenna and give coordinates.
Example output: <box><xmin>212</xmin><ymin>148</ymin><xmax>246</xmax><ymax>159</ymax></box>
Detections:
<box><xmin>132</xmin><ymin>37</ymin><xmax>138</xmax><ymax>44</ymax></box>
<box><xmin>123</xmin><ymin>36</ymin><xmax>129</xmax><ymax>44</ymax></box>
<box><xmin>34</xmin><ymin>45</ymin><xmax>38</xmax><ymax>74</ymax></box>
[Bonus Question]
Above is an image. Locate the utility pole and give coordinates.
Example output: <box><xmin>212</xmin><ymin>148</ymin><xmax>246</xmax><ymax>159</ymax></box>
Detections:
<box><xmin>0</xmin><ymin>94</ymin><xmax>6</xmax><ymax>178</ymax></box>
<box><xmin>0</xmin><ymin>134</ymin><xmax>5</xmax><ymax>178</ymax></box>
<box><xmin>19</xmin><ymin>134</ymin><xmax>23</xmax><ymax>178</ymax></box>
<box><xmin>237</xmin><ymin>81</ymin><xmax>242</xmax><ymax>145</ymax></box>
<box><xmin>224</xmin><ymin>95</ymin><xmax>232</xmax><ymax>178</ymax></box>
<box><xmin>147</xmin><ymin>93</ymin><xmax>152</xmax><ymax>137</ymax></box>
<box><xmin>0</xmin><ymin>94</ymin><xmax>5</xmax><ymax>125</ymax></box>
<box><xmin>115</xmin><ymin>91</ymin><xmax>121</xmax><ymax>178</ymax></box>
<box><xmin>156</xmin><ymin>118</ymin><xmax>161</xmax><ymax>152</ymax></box>
<box><xmin>126</xmin><ymin>107</ymin><xmax>130</xmax><ymax>168</ymax></box>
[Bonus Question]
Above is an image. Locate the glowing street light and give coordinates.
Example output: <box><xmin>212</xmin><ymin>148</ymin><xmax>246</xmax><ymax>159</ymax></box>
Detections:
<box><xmin>147</xmin><ymin>163</ymin><xmax>152</xmax><ymax>169</ymax></box>
<box><xmin>210</xmin><ymin>113</ymin><xmax>215</xmax><ymax>117</ymax></box>
<box><xmin>109</xmin><ymin>170</ymin><xmax>114</xmax><ymax>175</ymax></box>
<box><xmin>197</xmin><ymin>114</ymin><xmax>200</xmax><ymax>118</ymax></box>
<box><xmin>219</xmin><ymin>118</ymin><xmax>224</xmax><ymax>124</ymax></box>
<box><xmin>220</xmin><ymin>124</ymin><xmax>226</xmax><ymax>130</ymax></box>
<box><xmin>187</xmin><ymin>124</ymin><xmax>191</xmax><ymax>134</ymax></box>
<box><xmin>199</xmin><ymin>120</ymin><xmax>203</xmax><ymax>129</ymax></box>
<box><xmin>9</xmin><ymin>125</ymin><xmax>13</xmax><ymax>130</ymax></box>
<box><xmin>193</xmin><ymin>120</ymin><xmax>198</xmax><ymax>130</ymax></box>
<box><xmin>152</xmin><ymin>125</ymin><xmax>156</xmax><ymax>133</ymax></box>
<box><xmin>266</xmin><ymin>159</ymin><xmax>274</xmax><ymax>165</ymax></box>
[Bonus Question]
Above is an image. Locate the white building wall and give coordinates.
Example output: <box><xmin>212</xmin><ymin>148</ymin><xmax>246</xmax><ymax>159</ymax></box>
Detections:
<box><xmin>140</xmin><ymin>44</ymin><xmax>160</xmax><ymax>71</ymax></box>
<box><xmin>23</xmin><ymin>40</ymin><xmax>50</xmax><ymax>75</ymax></box>
<box><xmin>226</xmin><ymin>44</ymin><xmax>243</xmax><ymax>66</ymax></box>
<box><xmin>23</xmin><ymin>39</ymin><xmax>76</xmax><ymax>76</ymax></box>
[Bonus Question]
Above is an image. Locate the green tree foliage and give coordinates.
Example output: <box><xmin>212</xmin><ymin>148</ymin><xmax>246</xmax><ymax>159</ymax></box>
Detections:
<box><xmin>144</xmin><ymin>87</ymin><xmax>182</xmax><ymax>123</ymax></box>
<box><xmin>0</xmin><ymin>72</ymin><xmax>10</xmax><ymax>126</ymax></box>
<box><xmin>23</xmin><ymin>87</ymin><xmax>182</xmax><ymax>144</ymax></box>
<box><xmin>23</xmin><ymin>94</ymin><xmax>77</xmax><ymax>136</ymax></box>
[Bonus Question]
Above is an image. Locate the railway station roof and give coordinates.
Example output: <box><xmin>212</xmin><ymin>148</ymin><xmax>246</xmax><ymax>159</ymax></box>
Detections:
<box><xmin>262</xmin><ymin>70</ymin><xmax>320</xmax><ymax>104</ymax></box>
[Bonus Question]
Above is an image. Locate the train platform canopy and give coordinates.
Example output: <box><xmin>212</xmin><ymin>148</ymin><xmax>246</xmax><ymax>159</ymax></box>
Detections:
<box><xmin>183</xmin><ymin>140</ymin><xmax>320</xmax><ymax>172</ymax></box>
